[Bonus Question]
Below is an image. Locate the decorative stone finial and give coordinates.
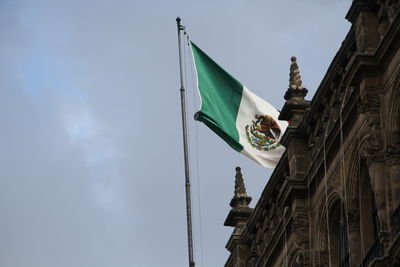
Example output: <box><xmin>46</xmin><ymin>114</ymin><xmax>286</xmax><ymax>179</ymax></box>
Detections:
<box><xmin>224</xmin><ymin>167</ymin><xmax>253</xmax><ymax>228</ymax></box>
<box><xmin>284</xmin><ymin>56</ymin><xmax>308</xmax><ymax>100</ymax></box>
<box><xmin>279</xmin><ymin>57</ymin><xmax>310</xmax><ymax>126</ymax></box>
<box><xmin>234</xmin><ymin>167</ymin><xmax>247</xmax><ymax>197</ymax></box>
<box><xmin>230</xmin><ymin>167</ymin><xmax>252</xmax><ymax>208</ymax></box>
<box><xmin>289</xmin><ymin>56</ymin><xmax>303</xmax><ymax>90</ymax></box>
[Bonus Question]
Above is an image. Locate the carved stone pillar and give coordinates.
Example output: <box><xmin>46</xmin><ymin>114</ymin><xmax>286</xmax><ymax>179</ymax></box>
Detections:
<box><xmin>292</xmin><ymin>210</ymin><xmax>311</xmax><ymax>266</ymax></box>
<box><xmin>360</xmin><ymin>118</ymin><xmax>389</xmax><ymax>234</ymax></box>
<box><xmin>347</xmin><ymin>209</ymin><xmax>361</xmax><ymax>265</ymax></box>
<box><xmin>359</xmin><ymin>76</ymin><xmax>390</xmax><ymax>245</ymax></box>
<box><xmin>386</xmin><ymin>131</ymin><xmax>400</xmax><ymax>210</ymax></box>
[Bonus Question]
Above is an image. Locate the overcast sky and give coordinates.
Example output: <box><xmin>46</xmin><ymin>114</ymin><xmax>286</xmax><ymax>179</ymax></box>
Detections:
<box><xmin>0</xmin><ymin>1</ymin><xmax>351</xmax><ymax>266</ymax></box>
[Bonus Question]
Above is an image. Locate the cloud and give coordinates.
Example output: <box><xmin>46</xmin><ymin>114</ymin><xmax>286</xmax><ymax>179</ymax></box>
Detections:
<box><xmin>0</xmin><ymin>0</ymin><xmax>351</xmax><ymax>266</ymax></box>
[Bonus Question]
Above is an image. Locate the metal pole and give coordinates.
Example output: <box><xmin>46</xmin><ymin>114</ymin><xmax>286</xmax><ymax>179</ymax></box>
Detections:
<box><xmin>176</xmin><ymin>17</ymin><xmax>195</xmax><ymax>267</ymax></box>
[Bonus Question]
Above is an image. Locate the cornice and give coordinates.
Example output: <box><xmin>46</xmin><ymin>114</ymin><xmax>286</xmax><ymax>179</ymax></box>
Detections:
<box><xmin>345</xmin><ymin>0</ymin><xmax>373</xmax><ymax>24</ymax></box>
<box><xmin>342</xmin><ymin>6</ymin><xmax>400</xmax><ymax>87</ymax></box>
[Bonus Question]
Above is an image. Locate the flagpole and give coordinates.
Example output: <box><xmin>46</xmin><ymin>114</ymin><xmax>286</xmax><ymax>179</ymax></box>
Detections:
<box><xmin>176</xmin><ymin>17</ymin><xmax>195</xmax><ymax>267</ymax></box>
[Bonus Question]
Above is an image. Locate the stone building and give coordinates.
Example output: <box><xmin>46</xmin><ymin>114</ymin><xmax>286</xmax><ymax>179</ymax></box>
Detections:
<box><xmin>224</xmin><ymin>1</ymin><xmax>400</xmax><ymax>266</ymax></box>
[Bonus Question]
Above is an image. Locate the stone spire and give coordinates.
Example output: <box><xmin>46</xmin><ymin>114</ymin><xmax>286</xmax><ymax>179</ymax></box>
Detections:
<box><xmin>284</xmin><ymin>56</ymin><xmax>308</xmax><ymax>100</ymax></box>
<box><xmin>289</xmin><ymin>56</ymin><xmax>303</xmax><ymax>89</ymax></box>
<box><xmin>224</xmin><ymin>167</ymin><xmax>253</xmax><ymax>227</ymax></box>
<box><xmin>230</xmin><ymin>167</ymin><xmax>252</xmax><ymax>208</ymax></box>
<box><xmin>279</xmin><ymin>56</ymin><xmax>310</xmax><ymax>127</ymax></box>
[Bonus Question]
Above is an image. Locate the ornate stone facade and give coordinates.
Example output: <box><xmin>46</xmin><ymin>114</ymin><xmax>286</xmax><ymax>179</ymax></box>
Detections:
<box><xmin>224</xmin><ymin>1</ymin><xmax>400</xmax><ymax>266</ymax></box>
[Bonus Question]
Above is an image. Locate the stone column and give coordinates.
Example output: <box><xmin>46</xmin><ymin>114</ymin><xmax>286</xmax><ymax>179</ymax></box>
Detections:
<box><xmin>347</xmin><ymin>209</ymin><xmax>362</xmax><ymax>265</ymax></box>
<box><xmin>386</xmin><ymin>131</ymin><xmax>400</xmax><ymax>210</ymax></box>
<box><xmin>359</xmin><ymin>76</ymin><xmax>390</xmax><ymax>246</ymax></box>
<box><xmin>360</xmin><ymin>114</ymin><xmax>389</xmax><ymax>242</ymax></box>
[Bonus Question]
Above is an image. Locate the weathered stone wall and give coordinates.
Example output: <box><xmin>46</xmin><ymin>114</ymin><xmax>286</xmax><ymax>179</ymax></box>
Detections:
<box><xmin>224</xmin><ymin>1</ymin><xmax>400</xmax><ymax>266</ymax></box>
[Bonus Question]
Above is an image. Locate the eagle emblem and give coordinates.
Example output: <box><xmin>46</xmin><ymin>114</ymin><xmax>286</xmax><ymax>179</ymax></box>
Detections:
<box><xmin>245</xmin><ymin>114</ymin><xmax>282</xmax><ymax>151</ymax></box>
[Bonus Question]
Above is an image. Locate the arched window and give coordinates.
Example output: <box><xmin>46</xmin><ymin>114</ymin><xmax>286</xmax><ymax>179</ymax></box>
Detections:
<box><xmin>359</xmin><ymin>160</ymin><xmax>380</xmax><ymax>257</ymax></box>
<box><xmin>340</xmin><ymin>217</ymin><xmax>350</xmax><ymax>266</ymax></box>
<box><xmin>371</xmin><ymin>193</ymin><xmax>380</xmax><ymax>238</ymax></box>
<box><xmin>329</xmin><ymin>200</ymin><xmax>350</xmax><ymax>266</ymax></box>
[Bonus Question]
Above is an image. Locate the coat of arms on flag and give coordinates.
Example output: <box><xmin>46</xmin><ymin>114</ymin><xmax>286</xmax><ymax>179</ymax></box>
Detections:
<box><xmin>245</xmin><ymin>114</ymin><xmax>282</xmax><ymax>152</ymax></box>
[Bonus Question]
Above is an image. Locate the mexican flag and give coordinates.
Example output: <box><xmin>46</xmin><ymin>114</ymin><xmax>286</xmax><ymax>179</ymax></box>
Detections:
<box><xmin>190</xmin><ymin>41</ymin><xmax>288</xmax><ymax>168</ymax></box>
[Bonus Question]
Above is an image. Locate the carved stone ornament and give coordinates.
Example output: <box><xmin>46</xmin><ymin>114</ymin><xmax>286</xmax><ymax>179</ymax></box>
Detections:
<box><xmin>284</xmin><ymin>87</ymin><xmax>308</xmax><ymax>100</ymax></box>
<box><xmin>230</xmin><ymin>167</ymin><xmax>252</xmax><ymax>207</ymax></box>
<box><xmin>289</xmin><ymin>57</ymin><xmax>303</xmax><ymax>89</ymax></box>
<box><xmin>359</xmin><ymin>90</ymin><xmax>380</xmax><ymax>115</ymax></box>
<box><xmin>360</xmin><ymin>113</ymin><xmax>384</xmax><ymax>163</ymax></box>
<box><xmin>355</xmin><ymin>13</ymin><xmax>367</xmax><ymax>52</ymax></box>
<box><xmin>224</xmin><ymin>167</ymin><xmax>253</xmax><ymax>227</ymax></box>
<box><xmin>379</xmin><ymin>0</ymin><xmax>400</xmax><ymax>22</ymax></box>
<box><xmin>284</xmin><ymin>57</ymin><xmax>308</xmax><ymax>101</ymax></box>
<box><xmin>292</xmin><ymin>216</ymin><xmax>309</xmax><ymax>246</ymax></box>
<box><xmin>360</xmin><ymin>129</ymin><xmax>384</xmax><ymax>164</ymax></box>
<box><xmin>354</xmin><ymin>12</ymin><xmax>380</xmax><ymax>53</ymax></box>
<box><xmin>294</xmin><ymin>251</ymin><xmax>305</xmax><ymax>267</ymax></box>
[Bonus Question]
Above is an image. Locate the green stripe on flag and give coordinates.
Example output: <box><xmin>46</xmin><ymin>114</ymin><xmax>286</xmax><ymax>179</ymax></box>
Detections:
<box><xmin>191</xmin><ymin>42</ymin><xmax>243</xmax><ymax>152</ymax></box>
